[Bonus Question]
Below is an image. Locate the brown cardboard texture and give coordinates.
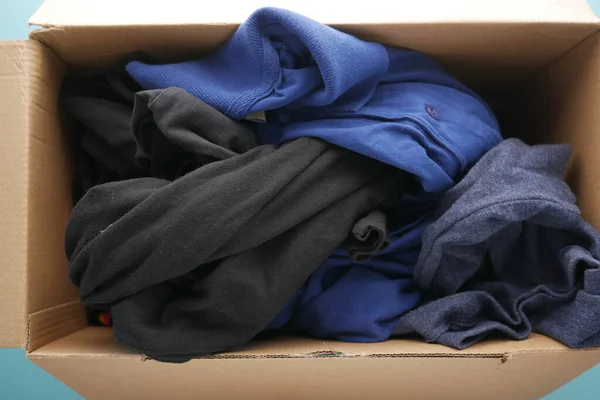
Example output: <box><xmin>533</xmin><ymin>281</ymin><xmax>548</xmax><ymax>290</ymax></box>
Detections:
<box><xmin>0</xmin><ymin>40</ymin><xmax>74</xmax><ymax>348</ymax></box>
<box><xmin>0</xmin><ymin>0</ymin><xmax>598</xmax><ymax>397</ymax></box>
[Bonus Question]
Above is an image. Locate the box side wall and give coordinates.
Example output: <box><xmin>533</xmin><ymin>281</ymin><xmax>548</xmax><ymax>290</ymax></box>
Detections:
<box><xmin>29</xmin><ymin>329</ymin><xmax>600</xmax><ymax>399</ymax></box>
<box><xmin>24</xmin><ymin>41</ymin><xmax>88</xmax><ymax>351</ymax></box>
<box><xmin>512</xmin><ymin>32</ymin><xmax>600</xmax><ymax>229</ymax></box>
<box><xmin>30</xmin><ymin>22</ymin><xmax>598</xmax><ymax>92</ymax></box>
<box><xmin>0</xmin><ymin>41</ymin><xmax>32</xmax><ymax>347</ymax></box>
<box><xmin>25</xmin><ymin>39</ymin><xmax>78</xmax><ymax>313</ymax></box>
<box><xmin>0</xmin><ymin>40</ymin><xmax>81</xmax><ymax>349</ymax></box>
<box><xmin>30</xmin><ymin>350</ymin><xmax>600</xmax><ymax>400</ymax></box>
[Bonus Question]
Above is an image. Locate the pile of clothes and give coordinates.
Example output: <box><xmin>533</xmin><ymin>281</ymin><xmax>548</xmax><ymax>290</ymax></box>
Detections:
<box><xmin>64</xmin><ymin>7</ymin><xmax>600</xmax><ymax>363</ymax></box>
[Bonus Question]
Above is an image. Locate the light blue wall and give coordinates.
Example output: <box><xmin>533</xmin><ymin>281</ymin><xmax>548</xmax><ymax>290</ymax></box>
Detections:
<box><xmin>1</xmin><ymin>1</ymin><xmax>600</xmax><ymax>398</ymax></box>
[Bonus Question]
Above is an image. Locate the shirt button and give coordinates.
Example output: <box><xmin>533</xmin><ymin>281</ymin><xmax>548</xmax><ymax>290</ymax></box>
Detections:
<box><xmin>425</xmin><ymin>104</ymin><xmax>440</xmax><ymax>120</ymax></box>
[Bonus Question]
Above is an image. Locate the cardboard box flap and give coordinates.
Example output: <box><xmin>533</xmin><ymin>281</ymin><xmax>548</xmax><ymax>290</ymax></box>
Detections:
<box><xmin>0</xmin><ymin>41</ymin><xmax>33</xmax><ymax>348</ymax></box>
<box><xmin>30</xmin><ymin>329</ymin><xmax>600</xmax><ymax>400</ymax></box>
<box><xmin>30</xmin><ymin>330</ymin><xmax>600</xmax><ymax>400</ymax></box>
<box><xmin>28</xmin><ymin>0</ymin><xmax>600</xmax><ymax>27</ymax></box>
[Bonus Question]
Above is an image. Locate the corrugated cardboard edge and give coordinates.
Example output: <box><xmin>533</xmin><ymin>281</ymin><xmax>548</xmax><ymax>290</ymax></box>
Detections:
<box><xmin>26</xmin><ymin>301</ymin><xmax>86</xmax><ymax>352</ymax></box>
<box><xmin>27</xmin><ymin>0</ymin><xmax>600</xmax><ymax>27</ymax></box>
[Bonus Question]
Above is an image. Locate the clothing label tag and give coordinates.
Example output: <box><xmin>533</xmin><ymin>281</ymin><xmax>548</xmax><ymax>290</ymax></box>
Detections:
<box><xmin>244</xmin><ymin>111</ymin><xmax>267</xmax><ymax>123</ymax></box>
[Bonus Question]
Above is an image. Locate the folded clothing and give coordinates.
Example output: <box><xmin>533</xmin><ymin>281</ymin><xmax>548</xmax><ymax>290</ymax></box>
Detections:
<box><xmin>393</xmin><ymin>138</ymin><xmax>600</xmax><ymax>349</ymax></box>
<box><xmin>124</xmin><ymin>6</ymin><xmax>502</xmax><ymax>342</ymax></box>
<box><xmin>125</xmin><ymin>7</ymin><xmax>502</xmax><ymax>194</ymax></box>
<box><xmin>62</xmin><ymin>71</ymin><xmax>149</xmax><ymax>202</ymax></box>
<box><xmin>66</xmin><ymin>87</ymin><xmax>407</xmax><ymax>362</ymax></box>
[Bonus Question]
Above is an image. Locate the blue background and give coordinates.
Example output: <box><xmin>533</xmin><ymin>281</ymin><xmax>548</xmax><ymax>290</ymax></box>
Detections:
<box><xmin>1</xmin><ymin>0</ymin><xmax>600</xmax><ymax>398</ymax></box>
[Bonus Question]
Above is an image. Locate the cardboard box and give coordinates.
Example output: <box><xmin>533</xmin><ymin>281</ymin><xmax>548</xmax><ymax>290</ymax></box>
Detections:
<box><xmin>1</xmin><ymin>0</ymin><xmax>600</xmax><ymax>398</ymax></box>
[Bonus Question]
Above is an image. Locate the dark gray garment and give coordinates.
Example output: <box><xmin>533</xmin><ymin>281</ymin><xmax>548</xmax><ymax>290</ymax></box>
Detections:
<box><xmin>66</xmin><ymin>87</ymin><xmax>406</xmax><ymax>362</ymax></box>
<box><xmin>62</xmin><ymin>75</ymin><xmax>258</xmax><ymax>199</ymax></box>
<box><xmin>345</xmin><ymin>209</ymin><xmax>390</xmax><ymax>261</ymax></box>
<box><xmin>61</xmin><ymin>71</ymin><xmax>148</xmax><ymax>192</ymax></box>
<box><xmin>65</xmin><ymin>98</ymin><xmax>143</xmax><ymax>175</ymax></box>
<box><xmin>131</xmin><ymin>89</ymin><xmax>258</xmax><ymax>178</ymax></box>
<box><xmin>393</xmin><ymin>138</ymin><xmax>600</xmax><ymax>349</ymax></box>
